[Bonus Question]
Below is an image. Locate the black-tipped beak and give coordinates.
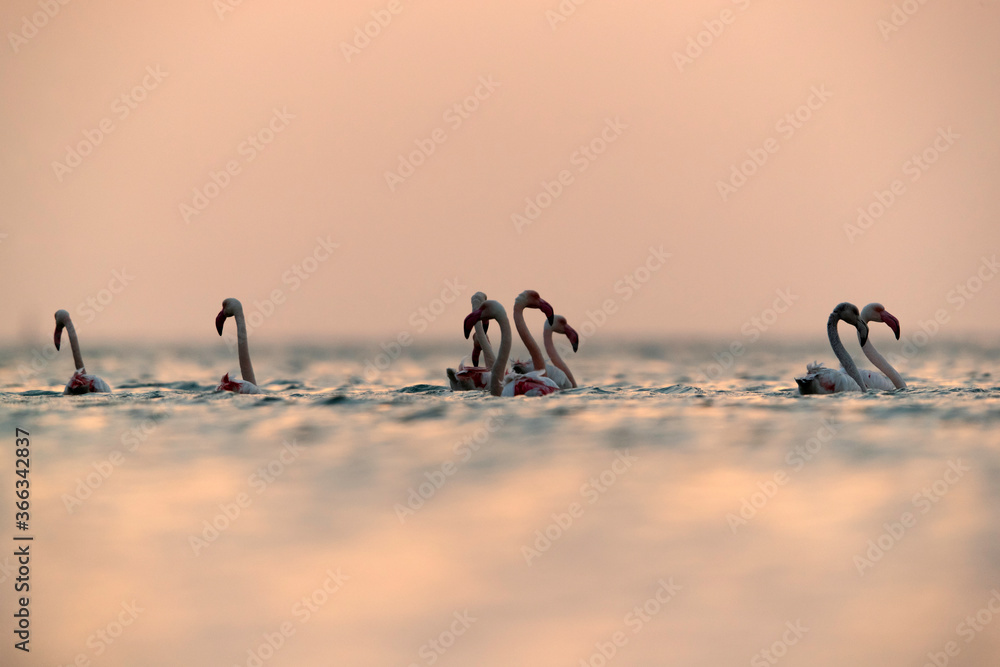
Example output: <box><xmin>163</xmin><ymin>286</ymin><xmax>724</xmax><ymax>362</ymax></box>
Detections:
<box><xmin>54</xmin><ymin>323</ymin><xmax>63</xmax><ymax>351</ymax></box>
<box><xmin>463</xmin><ymin>307</ymin><xmax>485</xmax><ymax>339</ymax></box>
<box><xmin>882</xmin><ymin>310</ymin><xmax>901</xmax><ymax>340</ymax></box>
<box><xmin>565</xmin><ymin>324</ymin><xmax>579</xmax><ymax>353</ymax></box>
<box><xmin>472</xmin><ymin>339</ymin><xmax>482</xmax><ymax>366</ymax></box>
<box><xmin>216</xmin><ymin>310</ymin><xmax>227</xmax><ymax>336</ymax></box>
<box><xmin>539</xmin><ymin>299</ymin><xmax>555</xmax><ymax>325</ymax></box>
<box><xmin>857</xmin><ymin>321</ymin><xmax>869</xmax><ymax>347</ymax></box>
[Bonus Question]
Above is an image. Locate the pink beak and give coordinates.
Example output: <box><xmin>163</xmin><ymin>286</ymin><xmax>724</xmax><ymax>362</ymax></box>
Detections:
<box><xmin>538</xmin><ymin>299</ymin><xmax>555</xmax><ymax>325</ymax></box>
<box><xmin>216</xmin><ymin>310</ymin><xmax>227</xmax><ymax>336</ymax></box>
<box><xmin>54</xmin><ymin>323</ymin><xmax>63</xmax><ymax>350</ymax></box>
<box><xmin>564</xmin><ymin>324</ymin><xmax>579</xmax><ymax>352</ymax></box>
<box><xmin>463</xmin><ymin>306</ymin><xmax>485</xmax><ymax>339</ymax></box>
<box><xmin>881</xmin><ymin>310</ymin><xmax>901</xmax><ymax>340</ymax></box>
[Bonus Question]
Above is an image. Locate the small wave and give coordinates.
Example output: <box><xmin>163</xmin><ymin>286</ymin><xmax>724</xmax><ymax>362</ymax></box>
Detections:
<box><xmin>648</xmin><ymin>384</ymin><xmax>705</xmax><ymax>395</ymax></box>
<box><xmin>396</xmin><ymin>384</ymin><xmax>448</xmax><ymax>394</ymax></box>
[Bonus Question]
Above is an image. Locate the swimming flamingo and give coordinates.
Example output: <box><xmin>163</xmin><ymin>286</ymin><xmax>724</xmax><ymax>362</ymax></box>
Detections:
<box><xmin>795</xmin><ymin>302</ymin><xmax>870</xmax><ymax>394</ymax></box>
<box><xmin>215</xmin><ymin>298</ymin><xmax>261</xmax><ymax>394</ymax></box>
<box><xmin>447</xmin><ymin>292</ymin><xmax>496</xmax><ymax>391</ymax></box>
<box><xmin>53</xmin><ymin>310</ymin><xmax>111</xmax><ymax>394</ymax></box>
<box><xmin>464</xmin><ymin>296</ymin><xmax>560</xmax><ymax>396</ymax></box>
<box><xmin>855</xmin><ymin>303</ymin><xmax>906</xmax><ymax>390</ymax></box>
<box><xmin>513</xmin><ymin>315</ymin><xmax>579</xmax><ymax>389</ymax></box>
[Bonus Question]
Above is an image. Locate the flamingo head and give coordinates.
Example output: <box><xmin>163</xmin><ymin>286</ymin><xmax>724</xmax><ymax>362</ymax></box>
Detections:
<box><xmin>861</xmin><ymin>302</ymin><xmax>900</xmax><ymax>340</ymax></box>
<box><xmin>464</xmin><ymin>300</ymin><xmax>505</xmax><ymax>339</ymax></box>
<box><xmin>547</xmin><ymin>315</ymin><xmax>580</xmax><ymax>352</ymax></box>
<box><xmin>833</xmin><ymin>302</ymin><xmax>869</xmax><ymax>347</ymax></box>
<box><xmin>53</xmin><ymin>309</ymin><xmax>71</xmax><ymax>350</ymax></box>
<box><xmin>515</xmin><ymin>290</ymin><xmax>555</xmax><ymax>325</ymax></box>
<box><xmin>216</xmin><ymin>298</ymin><xmax>243</xmax><ymax>336</ymax></box>
<box><xmin>471</xmin><ymin>291</ymin><xmax>489</xmax><ymax>334</ymax></box>
<box><xmin>463</xmin><ymin>305</ymin><xmax>486</xmax><ymax>339</ymax></box>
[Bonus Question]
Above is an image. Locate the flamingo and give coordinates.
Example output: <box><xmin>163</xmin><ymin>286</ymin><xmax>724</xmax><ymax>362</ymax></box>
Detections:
<box><xmin>512</xmin><ymin>315</ymin><xmax>580</xmax><ymax>389</ymax></box>
<box><xmin>53</xmin><ymin>309</ymin><xmax>111</xmax><ymax>394</ymax></box>
<box><xmin>215</xmin><ymin>298</ymin><xmax>261</xmax><ymax>394</ymax></box>
<box><xmin>463</xmin><ymin>295</ymin><xmax>560</xmax><ymax>397</ymax></box>
<box><xmin>855</xmin><ymin>303</ymin><xmax>906</xmax><ymax>390</ymax></box>
<box><xmin>795</xmin><ymin>302</ymin><xmax>870</xmax><ymax>394</ymax></box>
<box><xmin>447</xmin><ymin>292</ymin><xmax>496</xmax><ymax>391</ymax></box>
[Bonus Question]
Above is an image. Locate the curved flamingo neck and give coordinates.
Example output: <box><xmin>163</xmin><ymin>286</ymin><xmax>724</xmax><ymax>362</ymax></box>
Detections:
<box><xmin>544</xmin><ymin>326</ymin><xmax>576</xmax><ymax>388</ymax></box>
<box><xmin>862</xmin><ymin>340</ymin><xmax>906</xmax><ymax>389</ymax></box>
<box><xmin>474</xmin><ymin>321</ymin><xmax>495</xmax><ymax>368</ymax></box>
<box><xmin>828</xmin><ymin>313</ymin><xmax>865</xmax><ymax>390</ymax></box>
<box><xmin>65</xmin><ymin>319</ymin><xmax>86</xmax><ymax>372</ymax></box>
<box><xmin>490</xmin><ymin>310</ymin><xmax>513</xmax><ymax>397</ymax></box>
<box><xmin>233</xmin><ymin>309</ymin><xmax>257</xmax><ymax>385</ymax></box>
<box><xmin>513</xmin><ymin>303</ymin><xmax>546</xmax><ymax>372</ymax></box>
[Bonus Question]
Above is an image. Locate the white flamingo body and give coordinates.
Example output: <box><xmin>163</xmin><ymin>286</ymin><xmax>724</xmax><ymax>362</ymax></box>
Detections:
<box><xmin>857</xmin><ymin>368</ymin><xmax>898</xmax><ymax>391</ymax></box>
<box><xmin>798</xmin><ymin>362</ymin><xmax>864</xmax><ymax>393</ymax></box>
<box><xmin>795</xmin><ymin>303</ymin><xmax>870</xmax><ymax>395</ymax></box>
<box><xmin>501</xmin><ymin>369</ymin><xmax>560</xmax><ymax>396</ymax></box>
<box><xmin>215</xmin><ymin>298</ymin><xmax>261</xmax><ymax>394</ymax></box>
<box><xmin>216</xmin><ymin>372</ymin><xmax>261</xmax><ymax>394</ymax></box>
<box><xmin>53</xmin><ymin>310</ymin><xmax>111</xmax><ymax>394</ymax></box>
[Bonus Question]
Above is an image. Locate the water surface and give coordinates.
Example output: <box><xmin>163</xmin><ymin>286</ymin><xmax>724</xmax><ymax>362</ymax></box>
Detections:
<box><xmin>1</xmin><ymin>340</ymin><xmax>998</xmax><ymax>667</ymax></box>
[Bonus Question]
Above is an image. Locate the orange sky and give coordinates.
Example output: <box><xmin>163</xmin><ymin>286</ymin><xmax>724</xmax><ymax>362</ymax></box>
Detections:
<box><xmin>1</xmin><ymin>0</ymin><xmax>998</xmax><ymax>344</ymax></box>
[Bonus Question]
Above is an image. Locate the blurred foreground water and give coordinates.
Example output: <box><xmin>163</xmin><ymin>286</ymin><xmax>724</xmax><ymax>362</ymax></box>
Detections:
<box><xmin>0</xmin><ymin>339</ymin><xmax>998</xmax><ymax>667</ymax></box>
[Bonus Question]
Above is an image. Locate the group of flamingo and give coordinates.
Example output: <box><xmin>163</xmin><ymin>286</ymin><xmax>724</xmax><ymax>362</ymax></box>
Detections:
<box><xmin>47</xmin><ymin>297</ymin><xmax>905</xmax><ymax>397</ymax></box>
<box><xmin>445</xmin><ymin>290</ymin><xmax>580</xmax><ymax>396</ymax></box>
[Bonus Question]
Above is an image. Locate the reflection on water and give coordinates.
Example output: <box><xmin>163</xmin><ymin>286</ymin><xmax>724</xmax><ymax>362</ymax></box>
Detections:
<box><xmin>0</xmin><ymin>341</ymin><xmax>998</xmax><ymax>666</ymax></box>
